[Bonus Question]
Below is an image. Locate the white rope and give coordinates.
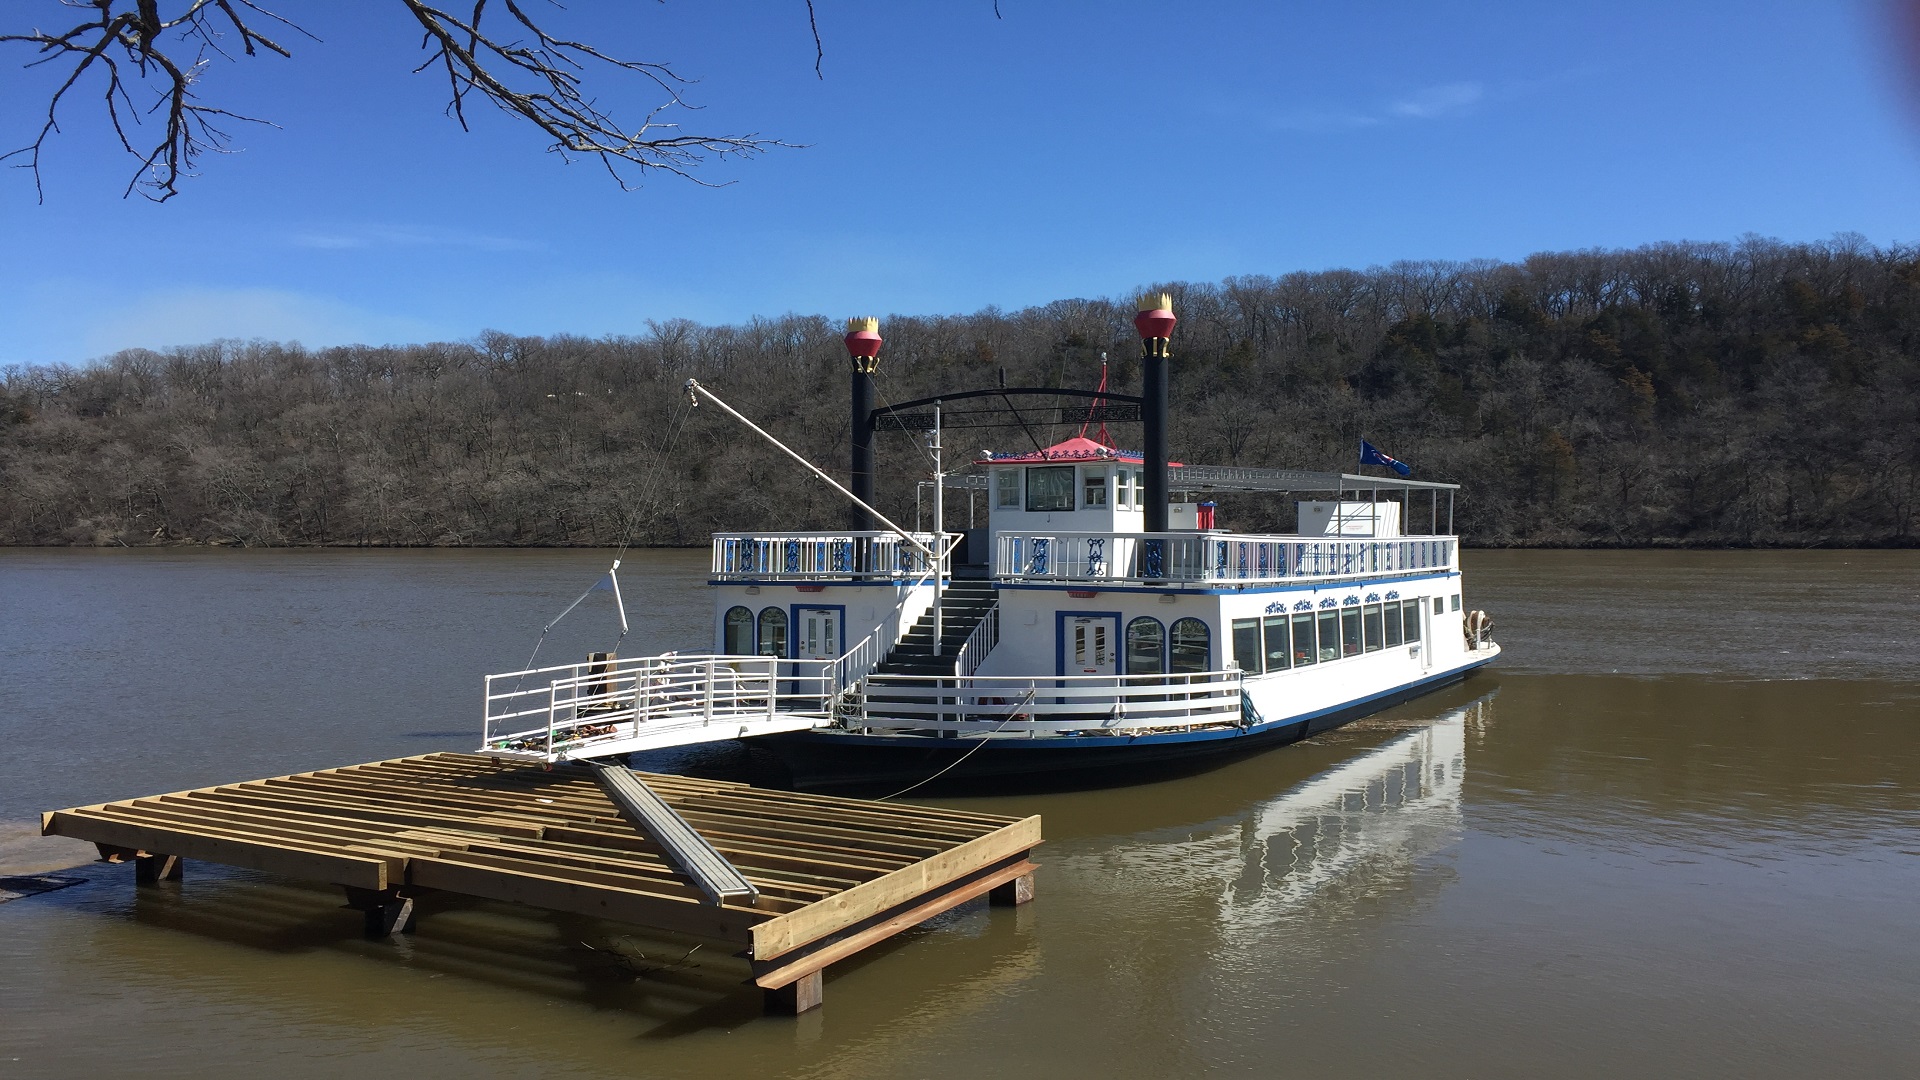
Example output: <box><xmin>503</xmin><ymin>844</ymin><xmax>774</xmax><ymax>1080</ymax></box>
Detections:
<box><xmin>876</xmin><ymin>689</ymin><xmax>1037</xmax><ymax>801</ymax></box>
<box><xmin>684</xmin><ymin>379</ymin><xmax>933</xmax><ymax>558</ymax></box>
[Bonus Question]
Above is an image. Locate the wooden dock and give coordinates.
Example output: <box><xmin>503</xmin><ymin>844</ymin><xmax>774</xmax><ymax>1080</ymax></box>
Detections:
<box><xmin>40</xmin><ymin>752</ymin><xmax>1039</xmax><ymax>1013</ymax></box>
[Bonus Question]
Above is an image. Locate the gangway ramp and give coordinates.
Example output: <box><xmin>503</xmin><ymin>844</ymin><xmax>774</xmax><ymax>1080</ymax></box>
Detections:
<box><xmin>587</xmin><ymin>759</ymin><xmax>758</xmax><ymax>905</ymax></box>
<box><xmin>42</xmin><ymin>753</ymin><xmax>1040</xmax><ymax>1014</ymax></box>
<box><xmin>483</xmin><ymin>653</ymin><xmax>841</xmax><ymax>763</ymax></box>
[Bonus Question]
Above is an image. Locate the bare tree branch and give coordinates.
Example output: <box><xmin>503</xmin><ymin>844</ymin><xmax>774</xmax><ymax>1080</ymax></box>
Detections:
<box><xmin>2</xmin><ymin>0</ymin><xmax>804</xmax><ymax>200</ymax></box>
<box><xmin>399</xmin><ymin>0</ymin><xmax>795</xmax><ymax>188</ymax></box>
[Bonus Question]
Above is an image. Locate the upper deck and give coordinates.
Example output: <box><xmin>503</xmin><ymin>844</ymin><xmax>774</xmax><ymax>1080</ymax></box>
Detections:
<box><xmin>707</xmin><ymin>528</ymin><xmax>1456</xmax><ymax>587</ymax></box>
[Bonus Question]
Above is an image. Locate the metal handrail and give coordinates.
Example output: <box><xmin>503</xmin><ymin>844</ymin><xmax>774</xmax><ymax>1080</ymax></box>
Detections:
<box><xmin>953</xmin><ymin>602</ymin><xmax>1000</xmax><ymax>677</ymax></box>
<box><xmin>994</xmin><ymin>532</ymin><xmax>1458</xmax><ymax>585</ymax></box>
<box><xmin>710</xmin><ymin>530</ymin><xmax>941</xmax><ymax>581</ymax></box>
<box><xmin>853</xmin><ymin>669</ymin><xmax>1244</xmax><ymax>735</ymax></box>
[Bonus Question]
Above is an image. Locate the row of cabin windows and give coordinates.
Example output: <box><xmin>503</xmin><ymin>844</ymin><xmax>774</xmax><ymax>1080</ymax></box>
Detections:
<box><xmin>1120</xmin><ymin>616</ymin><xmax>1212</xmax><ymax>675</ymax></box>
<box><xmin>995</xmin><ymin>466</ymin><xmax>1146</xmax><ymax>512</ymax></box>
<box><xmin>722</xmin><ymin>606</ymin><xmax>789</xmax><ymax>656</ymax></box>
<box><xmin>1230</xmin><ymin>599</ymin><xmax>1427</xmax><ymax>674</ymax></box>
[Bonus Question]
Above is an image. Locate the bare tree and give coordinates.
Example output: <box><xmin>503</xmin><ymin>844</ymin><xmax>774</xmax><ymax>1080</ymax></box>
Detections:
<box><xmin>2</xmin><ymin>0</ymin><xmax>812</xmax><ymax>201</ymax></box>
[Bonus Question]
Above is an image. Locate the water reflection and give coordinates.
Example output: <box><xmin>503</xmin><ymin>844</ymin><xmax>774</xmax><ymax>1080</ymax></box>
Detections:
<box><xmin>1220</xmin><ymin>701</ymin><xmax>1473</xmax><ymax>928</ymax></box>
<box><xmin>1060</xmin><ymin>694</ymin><xmax>1489</xmax><ymax>941</ymax></box>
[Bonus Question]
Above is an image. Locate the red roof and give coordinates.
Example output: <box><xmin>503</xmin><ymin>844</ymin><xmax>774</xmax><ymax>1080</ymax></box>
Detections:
<box><xmin>976</xmin><ymin>437</ymin><xmax>1144</xmax><ymax>464</ymax></box>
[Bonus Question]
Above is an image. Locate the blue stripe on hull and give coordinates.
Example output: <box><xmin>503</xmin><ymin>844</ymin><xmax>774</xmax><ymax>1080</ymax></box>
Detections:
<box><xmin>758</xmin><ymin>655</ymin><xmax>1498</xmax><ymax>791</ymax></box>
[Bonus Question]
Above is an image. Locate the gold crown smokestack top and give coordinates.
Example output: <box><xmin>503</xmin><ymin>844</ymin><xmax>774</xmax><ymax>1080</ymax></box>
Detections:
<box><xmin>1136</xmin><ymin>293</ymin><xmax>1177</xmax><ymax>533</ymax></box>
<box><xmin>846</xmin><ymin>316</ymin><xmax>883</xmax><ymax>530</ymax></box>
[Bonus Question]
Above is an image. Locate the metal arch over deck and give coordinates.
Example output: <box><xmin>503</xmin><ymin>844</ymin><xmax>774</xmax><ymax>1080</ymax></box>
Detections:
<box><xmin>42</xmin><ymin>753</ymin><xmax>1041</xmax><ymax>1014</ymax></box>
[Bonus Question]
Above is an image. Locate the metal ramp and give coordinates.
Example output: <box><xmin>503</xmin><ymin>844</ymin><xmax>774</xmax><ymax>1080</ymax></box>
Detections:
<box><xmin>482</xmin><ymin>653</ymin><xmax>842</xmax><ymax>763</ymax></box>
<box><xmin>586</xmin><ymin>759</ymin><xmax>759</xmax><ymax>905</ymax></box>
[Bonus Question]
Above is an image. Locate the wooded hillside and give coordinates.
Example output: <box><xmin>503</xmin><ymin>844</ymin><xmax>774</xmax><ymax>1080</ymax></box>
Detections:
<box><xmin>3</xmin><ymin>235</ymin><xmax>1916</xmax><ymax>547</ymax></box>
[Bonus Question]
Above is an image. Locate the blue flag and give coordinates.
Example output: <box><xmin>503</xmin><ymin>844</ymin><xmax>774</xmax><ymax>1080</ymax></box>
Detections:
<box><xmin>1360</xmin><ymin>439</ymin><xmax>1413</xmax><ymax>477</ymax></box>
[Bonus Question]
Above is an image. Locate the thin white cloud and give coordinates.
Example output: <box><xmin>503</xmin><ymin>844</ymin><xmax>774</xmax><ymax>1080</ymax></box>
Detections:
<box><xmin>1264</xmin><ymin>80</ymin><xmax>1489</xmax><ymax>133</ymax></box>
<box><xmin>1267</xmin><ymin>109</ymin><xmax>1386</xmax><ymax>133</ymax></box>
<box><xmin>77</xmin><ymin>287</ymin><xmax>446</xmax><ymax>358</ymax></box>
<box><xmin>1388</xmin><ymin>82</ymin><xmax>1485</xmax><ymax>119</ymax></box>
<box><xmin>284</xmin><ymin>224</ymin><xmax>541</xmax><ymax>252</ymax></box>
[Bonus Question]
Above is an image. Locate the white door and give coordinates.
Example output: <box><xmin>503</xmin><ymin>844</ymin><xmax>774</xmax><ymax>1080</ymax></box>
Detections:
<box><xmin>1066</xmin><ymin>616</ymin><xmax>1119</xmax><ymax>675</ymax></box>
<box><xmin>795</xmin><ymin>607</ymin><xmax>841</xmax><ymax>660</ymax></box>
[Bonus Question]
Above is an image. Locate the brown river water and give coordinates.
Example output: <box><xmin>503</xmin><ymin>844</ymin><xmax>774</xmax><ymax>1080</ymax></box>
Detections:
<box><xmin>1</xmin><ymin>548</ymin><xmax>1916</xmax><ymax>1078</ymax></box>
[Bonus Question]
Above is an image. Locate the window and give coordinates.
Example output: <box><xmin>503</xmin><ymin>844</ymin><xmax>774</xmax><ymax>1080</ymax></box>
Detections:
<box><xmin>1403</xmin><ymin>601</ymin><xmax>1422</xmax><ymax>642</ymax></box>
<box><xmin>1026</xmin><ymin>466</ymin><xmax>1075</xmax><ymax>512</ymax></box>
<box><xmin>723</xmin><ymin>606</ymin><xmax>754</xmax><ymax>654</ymax></box>
<box><xmin>1316</xmin><ymin>610</ymin><xmax>1340</xmax><ymax>662</ymax></box>
<box><xmin>757</xmin><ymin>607</ymin><xmax>788</xmax><ymax>657</ymax></box>
<box><xmin>1363</xmin><ymin>604</ymin><xmax>1384</xmax><ymax>652</ymax></box>
<box><xmin>1264</xmin><ymin>615</ymin><xmax>1291</xmax><ymax>672</ymax></box>
<box><xmin>1341</xmin><ymin>608</ymin><xmax>1362</xmax><ymax>657</ymax></box>
<box><xmin>1116</xmin><ymin>467</ymin><xmax>1134</xmax><ymax>509</ymax></box>
<box><xmin>1126</xmin><ymin>617</ymin><xmax>1165</xmax><ymax>675</ymax></box>
<box><xmin>1232</xmin><ymin>618</ymin><xmax>1262</xmax><ymax>673</ymax></box>
<box><xmin>995</xmin><ymin>469</ymin><xmax>1020</xmax><ymax>509</ymax></box>
<box><xmin>1385</xmin><ymin>602</ymin><xmax>1403</xmax><ymax>647</ymax></box>
<box><xmin>1170</xmin><ymin>618</ymin><xmax>1211</xmax><ymax>673</ymax></box>
<box><xmin>1130</xmin><ymin>469</ymin><xmax>1145</xmax><ymax>509</ymax></box>
<box><xmin>1433</xmin><ymin>596</ymin><xmax>1444</xmax><ymax>616</ymax></box>
<box><xmin>1291</xmin><ymin>612</ymin><xmax>1317</xmax><ymax>666</ymax></box>
<box><xmin>1451</xmin><ymin>593</ymin><xmax>1462</xmax><ymax>612</ymax></box>
<box><xmin>1083</xmin><ymin>468</ymin><xmax>1108</xmax><ymax>507</ymax></box>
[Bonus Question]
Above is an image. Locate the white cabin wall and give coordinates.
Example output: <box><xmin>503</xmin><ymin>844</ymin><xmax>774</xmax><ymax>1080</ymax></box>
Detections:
<box><xmin>973</xmin><ymin>588</ymin><xmax>1222</xmax><ymax>678</ymax></box>
<box><xmin>712</xmin><ymin>582</ymin><xmax>934</xmax><ymax>656</ymax></box>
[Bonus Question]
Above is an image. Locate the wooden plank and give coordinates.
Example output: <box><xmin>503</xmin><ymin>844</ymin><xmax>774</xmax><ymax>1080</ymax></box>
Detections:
<box><xmin>406</xmin><ymin>855</ymin><xmax>763</xmax><ymax>943</ymax></box>
<box><xmin>752</xmin><ymin>859</ymin><xmax>1038</xmax><ymax>989</ymax></box>
<box><xmin>751</xmin><ymin>816</ymin><xmax>1042</xmax><ymax>960</ymax></box>
<box><xmin>538</xmin><ymin>823</ymin><xmax>894</xmax><ymax>881</ymax></box>
<box><xmin>78</xmin><ymin>805</ymin><xmax>424</xmax><ymax>874</ymax></box>
<box><xmin>44</xmin><ymin>809</ymin><xmax>389</xmax><ymax>890</ymax></box>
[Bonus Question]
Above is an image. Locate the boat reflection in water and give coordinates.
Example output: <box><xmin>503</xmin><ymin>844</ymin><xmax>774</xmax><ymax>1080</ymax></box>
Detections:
<box><xmin>1063</xmin><ymin>692</ymin><xmax>1487</xmax><ymax>960</ymax></box>
<box><xmin>1218</xmin><ymin>697</ymin><xmax>1476</xmax><ymax>929</ymax></box>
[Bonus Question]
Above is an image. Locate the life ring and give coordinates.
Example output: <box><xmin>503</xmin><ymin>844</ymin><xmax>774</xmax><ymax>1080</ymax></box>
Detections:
<box><xmin>1463</xmin><ymin>610</ymin><xmax>1494</xmax><ymax>649</ymax></box>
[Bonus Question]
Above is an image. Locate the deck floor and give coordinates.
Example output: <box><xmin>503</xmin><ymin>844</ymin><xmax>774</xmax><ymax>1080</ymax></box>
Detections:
<box><xmin>41</xmin><ymin>752</ymin><xmax>1039</xmax><ymax>1005</ymax></box>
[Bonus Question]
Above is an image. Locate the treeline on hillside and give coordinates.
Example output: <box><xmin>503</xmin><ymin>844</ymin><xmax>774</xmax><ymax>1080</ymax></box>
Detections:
<box><xmin>3</xmin><ymin>235</ymin><xmax>1918</xmax><ymax>547</ymax></box>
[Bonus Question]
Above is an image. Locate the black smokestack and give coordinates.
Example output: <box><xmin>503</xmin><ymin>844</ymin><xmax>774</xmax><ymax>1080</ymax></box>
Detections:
<box><xmin>1134</xmin><ymin>294</ymin><xmax>1177</xmax><ymax>533</ymax></box>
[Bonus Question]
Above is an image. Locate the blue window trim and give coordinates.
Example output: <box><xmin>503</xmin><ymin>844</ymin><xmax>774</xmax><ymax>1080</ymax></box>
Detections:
<box><xmin>1124</xmin><ymin>615</ymin><xmax>1167</xmax><ymax>676</ymax></box>
<box><xmin>787</xmin><ymin>603</ymin><xmax>849</xmax><ymax>660</ymax></box>
<box><xmin>1054</xmin><ymin>609</ymin><xmax>1124</xmax><ymax>677</ymax></box>
<box><xmin>721</xmin><ymin>604</ymin><xmax>753</xmax><ymax>653</ymax></box>
<box><xmin>1169</xmin><ymin>616</ymin><xmax>1213</xmax><ymax>673</ymax></box>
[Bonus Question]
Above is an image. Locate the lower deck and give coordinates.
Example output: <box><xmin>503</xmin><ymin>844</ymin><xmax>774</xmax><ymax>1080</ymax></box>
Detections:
<box><xmin>41</xmin><ymin>752</ymin><xmax>1040</xmax><ymax>1014</ymax></box>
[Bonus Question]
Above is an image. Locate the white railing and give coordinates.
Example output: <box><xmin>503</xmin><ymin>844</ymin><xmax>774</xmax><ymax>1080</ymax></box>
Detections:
<box><xmin>994</xmin><ymin>532</ymin><xmax>1456</xmax><ymax>586</ymax></box>
<box><xmin>852</xmin><ymin>669</ymin><xmax>1244</xmax><ymax>736</ymax></box>
<box><xmin>953</xmin><ymin>602</ymin><xmax>1000</xmax><ymax>678</ymax></box>
<box><xmin>484</xmin><ymin>654</ymin><xmax>839</xmax><ymax>760</ymax></box>
<box><xmin>711</xmin><ymin>531</ymin><xmax>940</xmax><ymax>581</ymax></box>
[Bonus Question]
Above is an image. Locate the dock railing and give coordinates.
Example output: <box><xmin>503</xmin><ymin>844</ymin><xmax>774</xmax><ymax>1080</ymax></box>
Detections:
<box><xmin>994</xmin><ymin>532</ymin><xmax>1456</xmax><ymax>586</ymax></box>
<box><xmin>853</xmin><ymin>669</ymin><xmax>1244</xmax><ymax>736</ymax></box>
<box><xmin>711</xmin><ymin>531</ymin><xmax>941</xmax><ymax>581</ymax></box>
<box><xmin>483</xmin><ymin>654</ymin><xmax>841</xmax><ymax>761</ymax></box>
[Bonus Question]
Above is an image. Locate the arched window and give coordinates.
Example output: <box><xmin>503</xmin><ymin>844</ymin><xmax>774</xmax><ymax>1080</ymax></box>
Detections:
<box><xmin>1125</xmin><ymin>617</ymin><xmax>1165</xmax><ymax>675</ymax></box>
<box><xmin>1170</xmin><ymin>617</ymin><xmax>1211</xmax><ymax>673</ymax></box>
<box><xmin>757</xmin><ymin>607</ymin><xmax>788</xmax><ymax>658</ymax></box>
<box><xmin>723</xmin><ymin>606</ymin><xmax>754</xmax><ymax>654</ymax></box>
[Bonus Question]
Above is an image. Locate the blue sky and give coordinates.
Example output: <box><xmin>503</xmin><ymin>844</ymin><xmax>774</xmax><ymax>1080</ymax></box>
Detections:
<box><xmin>3</xmin><ymin>0</ymin><xmax>1919</xmax><ymax>365</ymax></box>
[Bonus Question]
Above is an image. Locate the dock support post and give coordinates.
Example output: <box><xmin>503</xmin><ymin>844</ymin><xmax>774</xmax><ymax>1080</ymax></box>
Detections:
<box><xmin>988</xmin><ymin>871</ymin><xmax>1035</xmax><ymax>907</ymax></box>
<box><xmin>764</xmin><ymin>970</ymin><xmax>824</xmax><ymax>1015</ymax></box>
<box><xmin>134</xmin><ymin>853</ymin><xmax>183</xmax><ymax>884</ymax></box>
<box><xmin>343</xmin><ymin>886</ymin><xmax>415</xmax><ymax>937</ymax></box>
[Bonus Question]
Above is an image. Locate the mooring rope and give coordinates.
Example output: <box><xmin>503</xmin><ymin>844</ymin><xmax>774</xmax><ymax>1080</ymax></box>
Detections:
<box><xmin>876</xmin><ymin>689</ymin><xmax>1036</xmax><ymax>801</ymax></box>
